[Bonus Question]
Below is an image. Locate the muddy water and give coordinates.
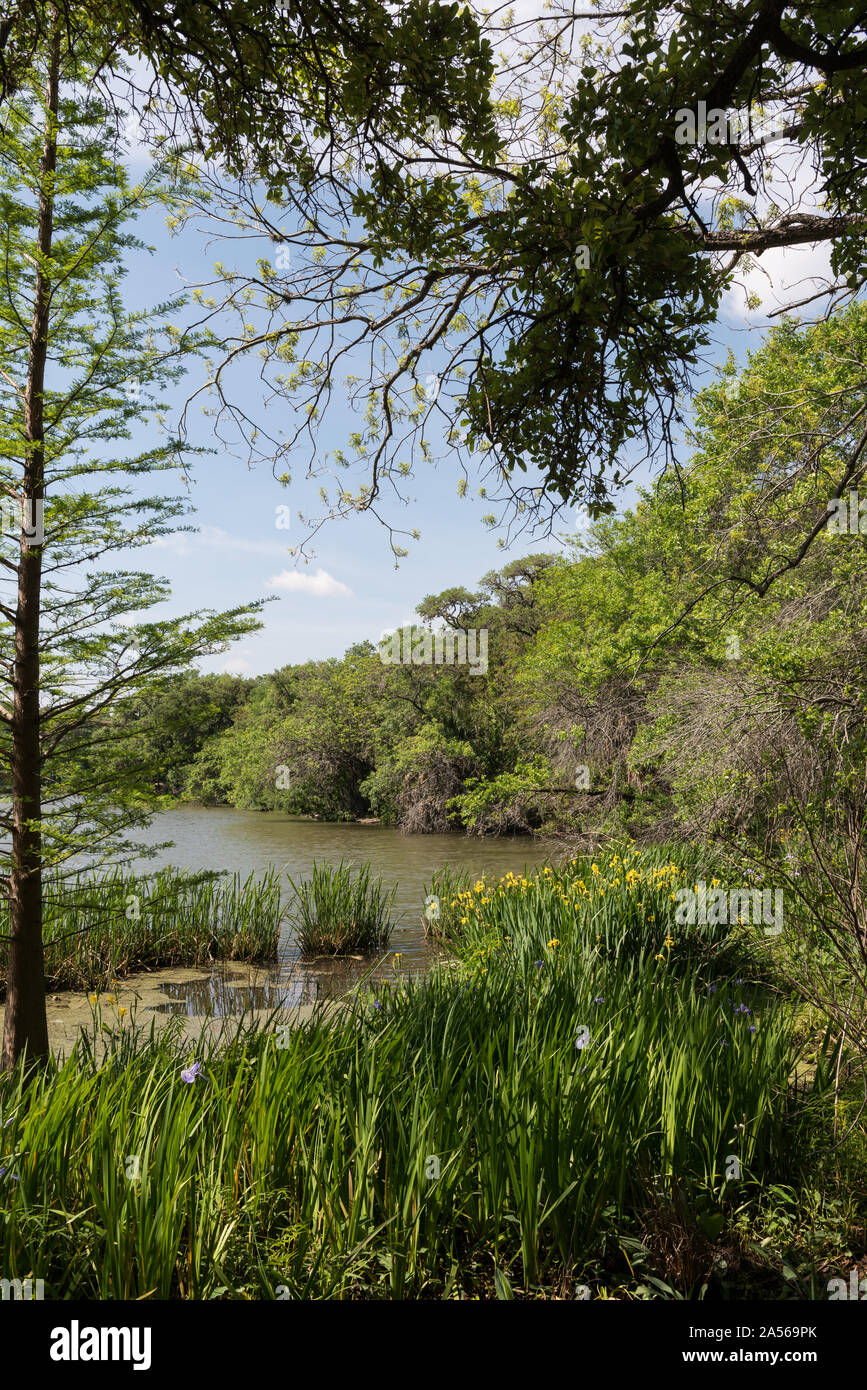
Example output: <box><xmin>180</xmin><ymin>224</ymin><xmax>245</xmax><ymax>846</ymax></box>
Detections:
<box><xmin>32</xmin><ymin>807</ymin><xmax>563</xmax><ymax>1043</ymax></box>
<box><xmin>129</xmin><ymin>806</ymin><xmax>560</xmax><ymax>973</ymax></box>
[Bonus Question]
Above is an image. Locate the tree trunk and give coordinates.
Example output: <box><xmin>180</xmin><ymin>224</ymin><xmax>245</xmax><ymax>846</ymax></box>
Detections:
<box><xmin>1</xmin><ymin>30</ymin><xmax>59</xmax><ymax>1073</ymax></box>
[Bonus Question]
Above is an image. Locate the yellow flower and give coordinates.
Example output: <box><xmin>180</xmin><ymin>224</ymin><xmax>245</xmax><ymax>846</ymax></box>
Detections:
<box><xmin>88</xmin><ymin>993</ymin><xmax>98</xmax><ymax>1005</ymax></box>
<box><xmin>654</xmin><ymin>952</ymin><xmax>664</xmax><ymax>961</ymax></box>
<box><xmin>118</xmin><ymin>1006</ymin><xmax>128</xmax><ymax>1018</ymax></box>
<box><xmin>547</xmin><ymin>938</ymin><xmax>560</xmax><ymax>949</ymax></box>
<box><xmin>664</xmin><ymin>936</ymin><xmax>674</xmax><ymax>948</ymax></box>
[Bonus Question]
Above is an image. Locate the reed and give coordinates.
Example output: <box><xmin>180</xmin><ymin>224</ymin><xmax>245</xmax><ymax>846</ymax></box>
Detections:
<box><xmin>0</xmin><ymin>848</ymin><xmax>824</xmax><ymax>1299</ymax></box>
<box><xmin>0</xmin><ymin>866</ymin><xmax>282</xmax><ymax>995</ymax></box>
<box><xmin>285</xmin><ymin>860</ymin><xmax>395</xmax><ymax>955</ymax></box>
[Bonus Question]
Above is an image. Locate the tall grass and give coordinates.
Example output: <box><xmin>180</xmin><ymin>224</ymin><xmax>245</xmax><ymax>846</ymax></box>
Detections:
<box><xmin>0</xmin><ymin>847</ymin><xmax>821</xmax><ymax>1299</ymax></box>
<box><xmin>285</xmin><ymin>860</ymin><xmax>395</xmax><ymax>955</ymax></box>
<box><xmin>0</xmin><ymin>867</ymin><xmax>282</xmax><ymax>995</ymax></box>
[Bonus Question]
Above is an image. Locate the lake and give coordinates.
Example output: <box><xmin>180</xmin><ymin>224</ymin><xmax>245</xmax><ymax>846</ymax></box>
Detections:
<box><xmin>124</xmin><ymin>806</ymin><xmax>564</xmax><ymax>1013</ymax></box>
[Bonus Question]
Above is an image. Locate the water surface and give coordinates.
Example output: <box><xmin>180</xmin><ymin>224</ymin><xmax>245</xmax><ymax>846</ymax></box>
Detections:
<box><xmin>129</xmin><ymin>807</ymin><xmax>561</xmax><ymax>1015</ymax></box>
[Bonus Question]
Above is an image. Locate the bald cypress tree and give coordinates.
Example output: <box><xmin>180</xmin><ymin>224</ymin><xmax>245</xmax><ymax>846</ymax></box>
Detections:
<box><xmin>0</xmin><ymin>19</ymin><xmax>260</xmax><ymax>1070</ymax></box>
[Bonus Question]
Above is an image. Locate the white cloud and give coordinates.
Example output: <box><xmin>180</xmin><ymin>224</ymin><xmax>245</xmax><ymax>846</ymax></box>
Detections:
<box><xmin>221</xmin><ymin>656</ymin><xmax>253</xmax><ymax>675</ymax></box>
<box><xmin>722</xmin><ymin>240</ymin><xmax>836</xmax><ymax>325</ymax></box>
<box><xmin>266</xmin><ymin>568</ymin><xmax>352</xmax><ymax>597</ymax></box>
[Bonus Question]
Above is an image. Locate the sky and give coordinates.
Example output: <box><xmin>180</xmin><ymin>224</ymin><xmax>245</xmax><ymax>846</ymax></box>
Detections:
<box><xmin>114</xmin><ymin>195</ymin><xmax>580</xmax><ymax>679</ymax></box>
<box><xmin>102</xmin><ymin>5</ymin><xmax>839</xmax><ymax>679</ymax></box>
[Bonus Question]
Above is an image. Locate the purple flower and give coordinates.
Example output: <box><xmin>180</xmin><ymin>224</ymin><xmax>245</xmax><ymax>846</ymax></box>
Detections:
<box><xmin>749</xmin><ymin>1026</ymin><xmax>756</xmax><ymax>1033</ymax></box>
<box><xmin>708</xmin><ymin>984</ymin><xmax>716</xmax><ymax>994</ymax></box>
<box><xmin>0</xmin><ymin>1166</ymin><xmax>18</xmax><ymax>1181</ymax></box>
<box><xmin>180</xmin><ymin>1061</ymin><xmax>201</xmax><ymax>1084</ymax></box>
<box><xmin>593</xmin><ymin>996</ymin><xmax>604</xmax><ymax>1004</ymax></box>
<box><xmin>534</xmin><ymin>960</ymin><xmax>544</xmax><ymax>969</ymax></box>
<box><xmin>373</xmin><ymin>1001</ymin><xmax>383</xmax><ymax>1011</ymax></box>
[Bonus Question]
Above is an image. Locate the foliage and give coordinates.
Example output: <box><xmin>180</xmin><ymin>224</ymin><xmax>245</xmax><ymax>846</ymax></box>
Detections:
<box><xmin>176</xmin><ymin>3</ymin><xmax>867</xmax><ymax>539</ymax></box>
<box><xmin>0</xmin><ymin>849</ymin><xmax>844</xmax><ymax>1300</ymax></box>
<box><xmin>0</xmin><ymin>868</ymin><xmax>282</xmax><ymax>994</ymax></box>
<box><xmin>0</xmin><ymin>25</ymin><xmax>262</xmax><ymax>1067</ymax></box>
<box><xmin>285</xmin><ymin>860</ymin><xmax>394</xmax><ymax>956</ymax></box>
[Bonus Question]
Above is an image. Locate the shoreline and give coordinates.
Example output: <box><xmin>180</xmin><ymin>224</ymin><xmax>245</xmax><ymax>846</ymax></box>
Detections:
<box><xmin>0</xmin><ymin>962</ymin><xmax>345</xmax><ymax>1059</ymax></box>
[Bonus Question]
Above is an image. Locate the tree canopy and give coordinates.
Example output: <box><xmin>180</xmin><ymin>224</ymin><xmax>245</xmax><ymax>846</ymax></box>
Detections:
<box><xmin>163</xmin><ymin>1</ymin><xmax>867</xmax><ymax>549</ymax></box>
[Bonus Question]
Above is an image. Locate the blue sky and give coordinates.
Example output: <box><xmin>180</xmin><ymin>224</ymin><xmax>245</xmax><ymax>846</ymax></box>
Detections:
<box><xmin>111</xmin><ymin>184</ymin><xmax>604</xmax><ymax>678</ymax></box>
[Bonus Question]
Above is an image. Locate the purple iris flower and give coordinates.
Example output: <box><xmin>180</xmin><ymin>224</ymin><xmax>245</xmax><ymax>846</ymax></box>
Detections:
<box><xmin>180</xmin><ymin>1061</ymin><xmax>201</xmax><ymax>1084</ymax></box>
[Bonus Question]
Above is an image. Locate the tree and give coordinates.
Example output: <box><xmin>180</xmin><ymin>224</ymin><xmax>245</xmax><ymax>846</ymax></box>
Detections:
<box><xmin>0</xmin><ymin>0</ymin><xmax>498</xmax><ymax>239</ymax></box>
<box><xmin>513</xmin><ymin>300</ymin><xmax>867</xmax><ymax>840</ymax></box>
<box><xmin>173</xmin><ymin>1</ymin><xmax>867</xmax><ymax>547</ymax></box>
<box><xmin>180</xmin><ymin>560</ymin><xmax>554</xmax><ymax>830</ymax></box>
<box><xmin>0</xmin><ymin>22</ymin><xmax>261</xmax><ymax>1071</ymax></box>
<box><xmin>105</xmin><ymin>671</ymin><xmax>250</xmax><ymax>796</ymax></box>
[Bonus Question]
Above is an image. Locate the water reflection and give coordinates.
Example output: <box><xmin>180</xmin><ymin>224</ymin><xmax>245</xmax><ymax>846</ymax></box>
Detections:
<box><xmin>147</xmin><ymin>954</ymin><xmax>439</xmax><ymax>1017</ymax></box>
<box><xmin>148</xmin><ymin>968</ymin><xmax>308</xmax><ymax>1016</ymax></box>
